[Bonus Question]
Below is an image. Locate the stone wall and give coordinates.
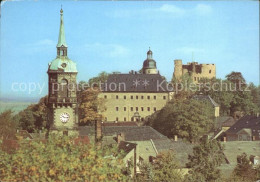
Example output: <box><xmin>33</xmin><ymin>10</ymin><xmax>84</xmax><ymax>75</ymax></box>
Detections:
<box><xmin>173</xmin><ymin>60</ymin><xmax>216</xmax><ymax>83</ymax></box>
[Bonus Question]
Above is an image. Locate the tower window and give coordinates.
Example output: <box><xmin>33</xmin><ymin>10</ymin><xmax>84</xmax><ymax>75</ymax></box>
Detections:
<box><xmin>209</xmin><ymin>70</ymin><xmax>212</xmax><ymax>74</ymax></box>
<box><xmin>136</xmin><ymin>107</ymin><xmax>138</xmax><ymax>111</ymax></box>
<box><xmin>154</xmin><ymin>107</ymin><xmax>157</xmax><ymax>112</ymax></box>
<box><xmin>116</xmin><ymin>95</ymin><xmax>119</xmax><ymax>99</ymax></box>
<box><xmin>131</xmin><ymin>107</ymin><xmax>133</xmax><ymax>111</ymax></box>
<box><xmin>131</xmin><ymin>96</ymin><xmax>133</xmax><ymax>99</ymax></box>
<box><xmin>147</xmin><ymin>96</ymin><xmax>150</xmax><ymax>100</ymax></box>
<box><xmin>136</xmin><ymin>96</ymin><xmax>138</xmax><ymax>99</ymax></box>
<box><xmin>163</xmin><ymin>96</ymin><xmax>166</xmax><ymax>100</ymax></box>
<box><xmin>154</xmin><ymin>96</ymin><xmax>156</xmax><ymax>100</ymax></box>
<box><xmin>116</xmin><ymin>117</ymin><xmax>119</xmax><ymax>121</ymax></box>
<box><xmin>116</xmin><ymin>107</ymin><xmax>119</xmax><ymax>111</ymax></box>
<box><xmin>124</xmin><ymin>95</ymin><xmax>126</xmax><ymax>99</ymax></box>
<box><xmin>124</xmin><ymin>117</ymin><xmax>127</xmax><ymax>121</ymax></box>
<box><xmin>141</xmin><ymin>107</ymin><xmax>144</xmax><ymax>111</ymax></box>
<box><xmin>124</xmin><ymin>107</ymin><xmax>126</xmax><ymax>111</ymax></box>
<box><xmin>141</xmin><ymin>96</ymin><xmax>144</xmax><ymax>99</ymax></box>
<box><xmin>147</xmin><ymin>107</ymin><xmax>150</xmax><ymax>111</ymax></box>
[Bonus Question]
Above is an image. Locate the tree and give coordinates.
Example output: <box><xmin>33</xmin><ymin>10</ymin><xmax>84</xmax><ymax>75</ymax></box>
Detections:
<box><xmin>185</xmin><ymin>138</ymin><xmax>225</xmax><ymax>182</ymax></box>
<box><xmin>137</xmin><ymin>151</ymin><xmax>183</xmax><ymax>182</ymax></box>
<box><xmin>79</xmin><ymin>88</ymin><xmax>106</xmax><ymax>124</ymax></box>
<box><xmin>88</xmin><ymin>71</ymin><xmax>110</xmax><ymax>87</ymax></box>
<box><xmin>153</xmin><ymin>151</ymin><xmax>183</xmax><ymax>182</ymax></box>
<box><xmin>233</xmin><ymin>153</ymin><xmax>257</xmax><ymax>181</ymax></box>
<box><xmin>0</xmin><ymin>110</ymin><xmax>17</xmax><ymax>139</ymax></box>
<box><xmin>226</xmin><ymin>71</ymin><xmax>246</xmax><ymax>89</ymax></box>
<box><xmin>0</xmin><ymin>135</ymin><xmax>129</xmax><ymax>181</ymax></box>
<box><xmin>16</xmin><ymin>96</ymin><xmax>48</xmax><ymax>132</ymax></box>
<box><xmin>149</xmin><ymin>98</ymin><xmax>214</xmax><ymax>142</ymax></box>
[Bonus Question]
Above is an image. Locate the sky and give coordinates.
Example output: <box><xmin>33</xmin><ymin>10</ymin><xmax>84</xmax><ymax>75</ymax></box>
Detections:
<box><xmin>0</xmin><ymin>1</ymin><xmax>259</xmax><ymax>101</ymax></box>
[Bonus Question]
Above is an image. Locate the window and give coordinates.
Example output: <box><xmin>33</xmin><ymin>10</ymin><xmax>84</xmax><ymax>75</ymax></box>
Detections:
<box><xmin>136</xmin><ymin>107</ymin><xmax>138</xmax><ymax>111</ymax></box>
<box><xmin>141</xmin><ymin>118</ymin><xmax>144</xmax><ymax>122</ymax></box>
<box><xmin>131</xmin><ymin>117</ymin><xmax>134</xmax><ymax>121</ymax></box>
<box><xmin>116</xmin><ymin>107</ymin><xmax>119</xmax><ymax>111</ymax></box>
<box><xmin>124</xmin><ymin>107</ymin><xmax>126</xmax><ymax>111</ymax></box>
<box><xmin>163</xmin><ymin>96</ymin><xmax>166</xmax><ymax>100</ymax></box>
<box><xmin>154</xmin><ymin>107</ymin><xmax>157</xmax><ymax>112</ymax></box>
<box><xmin>136</xmin><ymin>95</ymin><xmax>138</xmax><ymax>99</ymax></box>
<box><xmin>116</xmin><ymin>117</ymin><xmax>119</xmax><ymax>121</ymax></box>
<box><xmin>104</xmin><ymin>95</ymin><xmax>107</xmax><ymax>99</ymax></box>
<box><xmin>141</xmin><ymin>96</ymin><xmax>144</xmax><ymax>99</ymax></box>
<box><xmin>141</xmin><ymin>107</ymin><xmax>144</xmax><ymax>111</ymax></box>
<box><xmin>209</xmin><ymin>70</ymin><xmax>212</xmax><ymax>74</ymax></box>
<box><xmin>116</xmin><ymin>95</ymin><xmax>119</xmax><ymax>99</ymax></box>
<box><xmin>147</xmin><ymin>107</ymin><xmax>150</xmax><ymax>111</ymax></box>
<box><xmin>131</xmin><ymin>107</ymin><xmax>133</xmax><ymax>111</ymax></box>
<box><xmin>124</xmin><ymin>117</ymin><xmax>127</xmax><ymax>121</ymax></box>
<box><xmin>147</xmin><ymin>96</ymin><xmax>150</xmax><ymax>100</ymax></box>
<box><xmin>154</xmin><ymin>96</ymin><xmax>156</xmax><ymax>100</ymax></box>
<box><xmin>131</xmin><ymin>96</ymin><xmax>133</xmax><ymax>99</ymax></box>
<box><xmin>124</xmin><ymin>95</ymin><xmax>126</xmax><ymax>99</ymax></box>
<box><xmin>194</xmin><ymin>77</ymin><xmax>197</xmax><ymax>81</ymax></box>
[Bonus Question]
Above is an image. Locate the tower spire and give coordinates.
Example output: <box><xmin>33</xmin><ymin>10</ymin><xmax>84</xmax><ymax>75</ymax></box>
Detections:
<box><xmin>57</xmin><ymin>7</ymin><xmax>67</xmax><ymax>48</ymax></box>
<box><xmin>57</xmin><ymin>7</ymin><xmax>68</xmax><ymax>57</ymax></box>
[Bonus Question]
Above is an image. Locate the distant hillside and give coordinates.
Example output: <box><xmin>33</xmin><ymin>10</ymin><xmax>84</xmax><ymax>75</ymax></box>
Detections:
<box><xmin>0</xmin><ymin>101</ymin><xmax>35</xmax><ymax>114</ymax></box>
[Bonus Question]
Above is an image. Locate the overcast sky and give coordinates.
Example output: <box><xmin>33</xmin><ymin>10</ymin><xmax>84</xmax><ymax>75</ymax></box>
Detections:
<box><xmin>1</xmin><ymin>1</ymin><xmax>259</xmax><ymax>100</ymax></box>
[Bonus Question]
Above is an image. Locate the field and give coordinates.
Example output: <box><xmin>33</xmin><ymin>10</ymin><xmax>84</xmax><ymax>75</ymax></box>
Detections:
<box><xmin>0</xmin><ymin>101</ymin><xmax>34</xmax><ymax>114</ymax></box>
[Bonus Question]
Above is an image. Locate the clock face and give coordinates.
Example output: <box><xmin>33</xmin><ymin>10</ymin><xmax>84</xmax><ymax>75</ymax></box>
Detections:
<box><xmin>60</xmin><ymin>112</ymin><xmax>70</xmax><ymax>123</ymax></box>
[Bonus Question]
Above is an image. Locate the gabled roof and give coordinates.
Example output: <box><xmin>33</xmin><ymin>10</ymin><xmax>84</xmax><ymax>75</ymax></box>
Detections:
<box><xmin>101</xmin><ymin>74</ymin><xmax>170</xmax><ymax>93</ymax></box>
<box><xmin>192</xmin><ymin>95</ymin><xmax>219</xmax><ymax>107</ymax></box>
<box><xmin>226</xmin><ymin>115</ymin><xmax>260</xmax><ymax>136</ymax></box>
<box><xmin>118</xmin><ymin>141</ymin><xmax>137</xmax><ymax>154</ymax></box>
<box><xmin>79</xmin><ymin>126</ymin><xmax>168</xmax><ymax>141</ymax></box>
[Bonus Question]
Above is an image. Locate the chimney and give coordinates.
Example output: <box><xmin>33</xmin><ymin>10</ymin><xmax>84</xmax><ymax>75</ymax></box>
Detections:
<box><xmin>223</xmin><ymin>137</ymin><xmax>226</xmax><ymax>142</ymax></box>
<box><xmin>174</xmin><ymin>135</ymin><xmax>178</xmax><ymax>142</ymax></box>
<box><xmin>117</xmin><ymin>133</ymin><xmax>125</xmax><ymax>144</ymax></box>
<box><xmin>95</xmin><ymin>120</ymin><xmax>102</xmax><ymax>142</ymax></box>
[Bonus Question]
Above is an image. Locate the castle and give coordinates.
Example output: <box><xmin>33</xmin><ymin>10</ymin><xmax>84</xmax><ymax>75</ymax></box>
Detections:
<box><xmin>173</xmin><ymin>59</ymin><xmax>216</xmax><ymax>83</ymax></box>
<box><xmin>46</xmin><ymin>9</ymin><xmax>217</xmax><ymax>132</ymax></box>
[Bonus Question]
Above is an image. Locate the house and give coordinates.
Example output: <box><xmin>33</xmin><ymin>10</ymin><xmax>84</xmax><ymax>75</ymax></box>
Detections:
<box><xmin>192</xmin><ymin>94</ymin><xmax>220</xmax><ymax>117</ymax></box>
<box><xmin>225</xmin><ymin>115</ymin><xmax>260</xmax><ymax>141</ymax></box>
<box><xmin>79</xmin><ymin>123</ymin><xmax>177</xmax><ymax>175</ymax></box>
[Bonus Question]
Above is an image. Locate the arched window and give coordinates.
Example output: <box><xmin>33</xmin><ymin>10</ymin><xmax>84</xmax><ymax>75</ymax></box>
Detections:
<box><xmin>60</xmin><ymin>79</ymin><xmax>68</xmax><ymax>97</ymax></box>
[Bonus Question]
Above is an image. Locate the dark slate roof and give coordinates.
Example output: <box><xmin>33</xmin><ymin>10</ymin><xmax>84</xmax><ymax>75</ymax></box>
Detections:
<box><xmin>192</xmin><ymin>95</ymin><xmax>219</xmax><ymax>107</ymax></box>
<box><xmin>79</xmin><ymin>126</ymin><xmax>169</xmax><ymax>141</ymax></box>
<box><xmin>102</xmin><ymin>122</ymin><xmax>138</xmax><ymax>127</ymax></box>
<box><xmin>215</xmin><ymin>116</ymin><xmax>236</xmax><ymax>129</ymax></box>
<box><xmin>226</xmin><ymin>115</ymin><xmax>260</xmax><ymax>136</ymax></box>
<box><xmin>118</xmin><ymin>141</ymin><xmax>137</xmax><ymax>154</ymax></box>
<box><xmin>101</xmin><ymin>74</ymin><xmax>170</xmax><ymax>92</ymax></box>
<box><xmin>152</xmin><ymin>138</ymin><xmax>175</xmax><ymax>152</ymax></box>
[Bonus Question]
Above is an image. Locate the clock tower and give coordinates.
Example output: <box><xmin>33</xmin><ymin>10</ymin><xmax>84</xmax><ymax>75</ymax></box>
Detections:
<box><xmin>47</xmin><ymin>8</ymin><xmax>79</xmax><ymax>136</ymax></box>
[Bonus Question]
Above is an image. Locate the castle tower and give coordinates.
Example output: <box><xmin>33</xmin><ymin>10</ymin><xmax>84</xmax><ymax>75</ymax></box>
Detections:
<box><xmin>142</xmin><ymin>48</ymin><xmax>158</xmax><ymax>74</ymax></box>
<box><xmin>173</xmin><ymin>59</ymin><xmax>183</xmax><ymax>80</ymax></box>
<box><xmin>47</xmin><ymin>8</ymin><xmax>79</xmax><ymax>136</ymax></box>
